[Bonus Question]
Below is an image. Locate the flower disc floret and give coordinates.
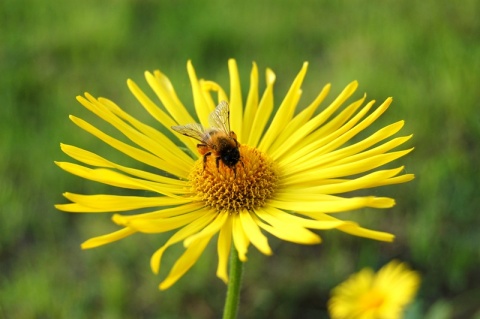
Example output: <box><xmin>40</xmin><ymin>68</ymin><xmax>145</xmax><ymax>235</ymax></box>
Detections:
<box><xmin>190</xmin><ymin>145</ymin><xmax>278</xmax><ymax>213</ymax></box>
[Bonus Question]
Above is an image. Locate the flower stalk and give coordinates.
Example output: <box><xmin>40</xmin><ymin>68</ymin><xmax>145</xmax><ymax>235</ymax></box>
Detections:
<box><xmin>222</xmin><ymin>246</ymin><xmax>244</xmax><ymax>319</ymax></box>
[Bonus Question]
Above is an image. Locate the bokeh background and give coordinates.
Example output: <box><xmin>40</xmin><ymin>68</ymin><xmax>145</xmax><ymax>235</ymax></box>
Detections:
<box><xmin>1</xmin><ymin>0</ymin><xmax>479</xmax><ymax>318</ymax></box>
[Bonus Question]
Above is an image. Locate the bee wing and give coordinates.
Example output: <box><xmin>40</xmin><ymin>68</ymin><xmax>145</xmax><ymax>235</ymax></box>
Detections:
<box><xmin>208</xmin><ymin>101</ymin><xmax>231</xmax><ymax>134</ymax></box>
<box><xmin>171</xmin><ymin>123</ymin><xmax>207</xmax><ymax>143</ymax></box>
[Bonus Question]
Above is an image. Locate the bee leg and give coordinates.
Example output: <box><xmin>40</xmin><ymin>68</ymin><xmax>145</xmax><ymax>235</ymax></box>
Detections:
<box><xmin>203</xmin><ymin>152</ymin><xmax>212</xmax><ymax>170</ymax></box>
<box><xmin>216</xmin><ymin>156</ymin><xmax>221</xmax><ymax>170</ymax></box>
<box><xmin>237</xmin><ymin>156</ymin><xmax>245</xmax><ymax>176</ymax></box>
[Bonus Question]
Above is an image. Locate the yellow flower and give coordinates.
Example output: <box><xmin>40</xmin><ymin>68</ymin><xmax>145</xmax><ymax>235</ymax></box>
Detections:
<box><xmin>56</xmin><ymin>59</ymin><xmax>414</xmax><ymax>290</ymax></box>
<box><xmin>328</xmin><ymin>260</ymin><xmax>421</xmax><ymax>319</ymax></box>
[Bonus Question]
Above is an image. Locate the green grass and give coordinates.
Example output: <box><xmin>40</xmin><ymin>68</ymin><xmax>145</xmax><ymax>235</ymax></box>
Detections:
<box><xmin>1</xmin><ymin>0</ymin><xmax>479</xmax><ymax>318</ymax></box>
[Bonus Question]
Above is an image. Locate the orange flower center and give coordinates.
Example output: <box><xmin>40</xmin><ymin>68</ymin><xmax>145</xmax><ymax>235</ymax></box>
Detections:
<box><xmin>359</xmin><ymin>290</ymin><xmax>385</xmax><ymax>312</ymax></box>
<box><xmin>189</xmin><ymin>145</ymin><xmax>278</xmax><ymax>213</ymax></box>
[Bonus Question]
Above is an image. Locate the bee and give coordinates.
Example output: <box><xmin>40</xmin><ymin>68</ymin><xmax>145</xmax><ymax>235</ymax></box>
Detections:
<box><xmin>172</xmin><ymin>101</ymin><xmax>241</xmax><ymax>175</ymax></box>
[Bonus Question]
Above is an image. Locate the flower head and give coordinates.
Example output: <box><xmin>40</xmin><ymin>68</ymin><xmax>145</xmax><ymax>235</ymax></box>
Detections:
<box><xmin>328</xmin><ymin>260</ymin><xmax>421</xmax><ymax>319</ymax></box>
<box><xmin>56</xmin><ymin>59</ymin><xmax>414</xmax><ymax>289</ymax></box>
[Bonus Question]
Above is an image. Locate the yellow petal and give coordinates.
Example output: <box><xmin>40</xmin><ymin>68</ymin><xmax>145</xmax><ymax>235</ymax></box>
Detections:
<box><xmin>184</xmin><ymin>212</ymin><xmax>229</xmax><ymax>247</ymax></box>
<box><xmin>216</xmin><ymin>217</ymin><xmax>233</xmax><ymax>283</ymax></box>
<box><xmin>311</xmin><ymin>92</ymin><xmax>369</xmax><ymax>140</ymax></box>
<box><xmin>253</xmin><ymin>207</ymin><xmax>321</xmax><ymax>244</ymax></box>
<box><xmin>68</xmin><ymin>115</ymin><xmax>188</xmax><ymax>178</ymax></box>
<box><xmin>281</xmin><ymin>149</ymin><xmax>414</xmax><ymax>186</ymax></box>
<box><xmin>55</xmin><ymin>162</ymin><xmax>187</xmax><ymax>197</ymax></box>
<box><xmin>332</xmin><ymin>137</ymin><xmax>413</xmax><ymax>169</ymax></box>
<box><xmin>126</xmin><ymin>210</ymin><xmax>208</xmax><ymax>233</ymax></box>
<box><xmin>57</xmin><ymin>192</ymin><xmax>191</xmax><ymax>213</ymax></box>
<box><xmin>259</xmin><ymin>62</ymin><xmax>308</xmax><ymax>153</ymax></box>
<box><xmin>127</xmin><ymin>78</ymin><xmax>179</xmax><ymax>129</ymax></box>
<box><xmin>278</xmin><ymin>97</ymin><xmax>372</xmax><ymax>164</ymax></box>
<box><xmin>278</xmin><ymin>167</ymin><xmax>410</xmax><ymax>195</ymax></box>
<box><xmin>150</xmin><ymin>210</ymin><xmax>215</xmax><ymax>274</ymax></box>
<box><xmin>127</xmin><ymin>78</ymin><xmax>198</xmax><ymax>156</ymax></box>
<box><xmin>337</xmin><ymin>223</ymin><xmax>395</xmax><ymax>242</ymax></box>
<box><xmin>99</xmin><ymin>97</ymin><xmax>195</xmax><ymax>166</ymax></box>
<box><xmin>187</xmin><ymin>60</ymin><xmax>211</xmax><ymax>128</ymax></box>
<box><xmin>331</xmin><ymin>121</ymin><xmax>407</xmax><ymax>162</ymax></box>
<box><xmin>200</xmin><ymin>80</ymin><xmax>228</xmax><ymax>106</ymax></box>
<box><xmin>79</xmin><ymin>94</ymin><xmax>193</xmax><ymax>173</ymax></box>
<box><xmin>290</xmin><ymin>134</ymin><xmax>412</xmax><ymax>178</ymax></box>
<box><xmin>262</xmin><ymin>206</ymin><xmax>351</xmax><ymax>230</ymax></box>
<box><xmin>247</xmin><ymin>68</ymin><xmax>276</xmax><ymax>147</ymax></box>
<box><xmin>231</xmin><ymin>213</ymin><xmax>249</xmax><ymax>261</ymax></box>
<box><xmin>273</xmin><ymin>81</ymin><xmax>360</xmax><ymax>162</ymax></box>
<box><xmin>60</xmin><ymin>144</ymin><xmax>188</xmax><ymax>185</ymax></box>
<box><xmin>314</xmin><ymin>80</ymin><xmax>360</xmax><ymax>133</ymax></box>
<box><xmin>159</xmin><ymin>236</ymin><xmax>211</xmax><ymax>290</ymax></box>
<box><xmin>228</xmin><ymin>59</ymin><xmax>243</xmax><ymax>140</ymax></box>
<box><xmin>81</xmin><ymin>228</ymin><xmax>136</xmax><ymax>249</ymax></box>
<box><xmin>112</xmin><ymin>202</ymin><xmax>204</xmax><ymax>222</ymax></box>
<box><xmin>375</xmin><ymin>261</ymin><xmax>421</xmax><ymax>303</ymax></box>
<box><xmin>145</xmin><ymin>70</ymin><xmax>195</xmax><ymax>125</ymax></box>
<box><xmin>268</xmin><ymin>196</ymin><xmax>395</xmax><ymax>213</ymax></box>
<box><xmin>239</xmin><ymin>210</ymin><xmax>272</xmax><ymax>256</ymax></box>
<box><xmin>377</xmin><ymin>173</ymin><xmax>415</xmax><ymax>186</ymax></box>
<box><xmin>281</xmin><ymin>121</ymin><xmax>409</xmax><ymax>173</ymax></box>
<box><xmin>242</xmin><ymin>62</ymin><xmax>259</xmax><ymax>143</ymax></box>
<box><xmin>269</xmin><ymin>83</ymin><xmax>331</xmax><ymax>155</ymax></box>
<box><xmin>299</xmin><ymin>211</ymin><xmax>395</xmax><ymax>242</ymax></box>
<box><xmin>283</xmin><ymin>119</ymin><xmax>407</xmax><ymax>178</ymax></box>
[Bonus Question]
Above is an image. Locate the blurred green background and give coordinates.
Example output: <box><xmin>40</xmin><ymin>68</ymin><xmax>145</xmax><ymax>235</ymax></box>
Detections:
<box><xmin>1</xmin><ymin>0</ymin><xmax>479</xmax><ymax>318</ymax></box>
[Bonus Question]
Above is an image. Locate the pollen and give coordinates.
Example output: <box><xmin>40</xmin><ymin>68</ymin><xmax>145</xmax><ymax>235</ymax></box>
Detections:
<box><xmin>189</xmin><ymin>145</ymin><xmax>278</xmax><ymax>213</ymax></box>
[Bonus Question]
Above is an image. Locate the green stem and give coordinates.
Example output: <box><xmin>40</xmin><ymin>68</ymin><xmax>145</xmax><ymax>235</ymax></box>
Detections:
<box><xmin>222</xmin><ymin>246</ymin><xmax>244</xmax><ymax>319</ymax></box>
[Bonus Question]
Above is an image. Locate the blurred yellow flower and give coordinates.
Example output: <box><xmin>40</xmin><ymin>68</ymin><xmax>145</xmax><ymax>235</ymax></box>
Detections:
<box><xmin>328</xmin><ymin>260</ymin><xmax>421</xmax><ymax>319</ymax></box>
<box><xmin>56</xmin><ymin>59</ymin><xmax>414</xmax><ymax>289</ymax></box>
